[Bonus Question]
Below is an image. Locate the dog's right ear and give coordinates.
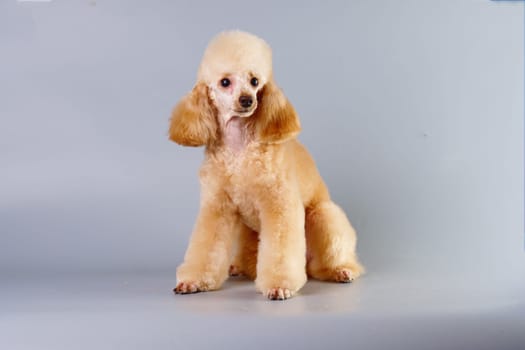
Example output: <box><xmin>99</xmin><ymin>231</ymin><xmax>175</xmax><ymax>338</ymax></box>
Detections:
<box><xmin>169</xmin><ymin>83</ymin><xmax>218</xmax><ymax>147</ymax></box>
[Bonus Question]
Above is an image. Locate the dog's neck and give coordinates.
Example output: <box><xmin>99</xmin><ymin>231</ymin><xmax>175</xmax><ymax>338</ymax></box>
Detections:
<box><xmin>221</xmin><ymin>116</ymin><xmax>251</xmax><ymax>153</ymax></box>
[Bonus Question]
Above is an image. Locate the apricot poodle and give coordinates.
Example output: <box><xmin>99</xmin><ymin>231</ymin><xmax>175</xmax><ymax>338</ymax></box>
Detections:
<box><xmin>169</xmin><ymin>31</ymin><xmax>363</xmax><ymax>300</ymax></box>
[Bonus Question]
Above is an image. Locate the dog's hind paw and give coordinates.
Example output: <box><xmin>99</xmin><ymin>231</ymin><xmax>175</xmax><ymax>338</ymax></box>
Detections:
<box><xmin>334</xmin><ymin>268</ymin><xmax>355</xmax><ymax>283</ymax></box>
<box><xmin>228</xmin><ymin>264</ymin><xmax>242</xmax><ymax>276</ymax></box>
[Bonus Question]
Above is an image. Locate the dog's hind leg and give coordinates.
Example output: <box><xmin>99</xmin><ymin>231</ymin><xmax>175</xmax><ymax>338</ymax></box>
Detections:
<box><xmin>305</xmin><ymin>201</ymin><xmax>364</xmax><ymax>282</ymax></box>
<box><xmin>229</xmin><ymin>225</ymin><xmax>258</xmax><ymax>280</ymax></box>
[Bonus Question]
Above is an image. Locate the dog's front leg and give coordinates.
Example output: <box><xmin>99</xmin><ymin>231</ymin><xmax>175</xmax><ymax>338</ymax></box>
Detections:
<box><xmin>255</xmin><ymin>196</ymin><xmax>307</xmax><ymax>300</ymax></box>
<box><xmin>174</xmin><ymin>200</ymin><xmax>240</xmax><ymax>294</ymax></box>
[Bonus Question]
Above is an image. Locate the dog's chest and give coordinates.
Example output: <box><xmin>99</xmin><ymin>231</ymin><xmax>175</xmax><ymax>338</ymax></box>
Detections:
<box><xmin>228</xmin><ymin>182</ymin><xmax>261</xmax><ymax>231</ymax></box>
<box><xmin>218</xmin><ymin>146</ymin><xmax>269</xmax><ymax>232</ymax></box>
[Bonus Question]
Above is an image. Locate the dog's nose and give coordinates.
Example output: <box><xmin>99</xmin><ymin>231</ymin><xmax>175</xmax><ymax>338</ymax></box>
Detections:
<box><xmin>239</xmin><ymin>95</ymin><xmax>253</xmax><ymax>108</ymax></box>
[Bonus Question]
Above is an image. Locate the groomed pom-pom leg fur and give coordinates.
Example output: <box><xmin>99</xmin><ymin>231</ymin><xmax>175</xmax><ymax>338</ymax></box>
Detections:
<box><xmin>229</xmin><ymin>200</ymin><xmax>364</xmax><ymax>286</ymax></box>
<box><xmin>175</xmin><ymin>194</ymin><xmax>363</xmax><ymax>299</ymax></box>
<box><xmin>174</xmin><ymin>198</ymin><xmax>242</xmax><ymax>294</ymax></box>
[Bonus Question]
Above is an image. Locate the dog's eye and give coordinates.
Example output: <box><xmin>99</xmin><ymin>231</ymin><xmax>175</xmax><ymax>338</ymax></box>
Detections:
<box><xmin>250</xmin><ymin>77</ymin><xmax>258</xmax><ymax>87</ymax></box>
<box><xmin>220</xmin><ymin>78</ymin><xmax>231</xmax><ymax>87</ymax></box>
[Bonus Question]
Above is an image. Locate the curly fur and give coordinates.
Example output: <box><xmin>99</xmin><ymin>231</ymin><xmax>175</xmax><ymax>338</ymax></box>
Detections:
<box><xmin>169</xmin><ymin>31</ymin><xmax>363</xmax><ymax>300</ymax></box>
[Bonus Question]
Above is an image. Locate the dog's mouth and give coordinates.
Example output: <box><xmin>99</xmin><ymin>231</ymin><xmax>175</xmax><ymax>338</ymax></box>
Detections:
<box><xmin>233</xmin><ymin>106</ymin><xmax>256</xmax><ymax>117</ymax></box>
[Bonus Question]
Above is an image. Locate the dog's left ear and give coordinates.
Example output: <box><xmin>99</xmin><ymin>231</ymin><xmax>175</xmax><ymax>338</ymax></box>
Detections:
<box><xmin>251</xmin><ymin>80</ymin><xmax>301</xmax><ymax>143</ymax></box>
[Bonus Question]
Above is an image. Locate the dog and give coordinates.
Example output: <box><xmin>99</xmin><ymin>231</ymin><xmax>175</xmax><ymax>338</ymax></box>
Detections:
<box><xmin>169</xmin><ymin>31</ymin><xmax>363</xmax><ymax>300</ymax></box>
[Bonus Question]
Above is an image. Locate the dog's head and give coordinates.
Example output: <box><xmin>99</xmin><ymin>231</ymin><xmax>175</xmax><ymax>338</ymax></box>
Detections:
<box><xmin>169</xmin><ymin>31</ymin><xmax>300</xmax><ymax>147</ymax></box>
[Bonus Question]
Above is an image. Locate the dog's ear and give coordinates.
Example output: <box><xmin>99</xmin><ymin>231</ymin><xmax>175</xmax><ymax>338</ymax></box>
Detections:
<box><xmin>251</xmin><ymin>79</ymin><xmax>301</xmax><ymax>143</ymax></box>
<box><xmin>169</xmin><ymin>82</ymin><xmax>218</xmax><ymax>147</ymax></box>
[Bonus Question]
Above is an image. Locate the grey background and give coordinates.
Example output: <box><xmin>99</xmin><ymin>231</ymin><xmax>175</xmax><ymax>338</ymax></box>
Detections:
<box><xmin>1</xmin><ymin>0</ymin><xmax>524</xmax><ymax>349</ymax></box>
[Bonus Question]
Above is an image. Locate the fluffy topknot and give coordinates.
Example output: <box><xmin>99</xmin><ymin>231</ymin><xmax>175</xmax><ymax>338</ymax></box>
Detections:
<box><xmin>197</xmin><ymin>31</ymin><xmax>273</xmax><ymax>85</ymax></box>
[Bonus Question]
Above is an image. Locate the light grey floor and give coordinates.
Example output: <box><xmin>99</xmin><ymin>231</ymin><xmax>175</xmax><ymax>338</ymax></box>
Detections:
<box><xmin>2</xmin><ymin>263</ymin><xmax>525</xmax><ymax>350</ymax></box>
<box><xmin>1</xmin><ymin>1</ymin><xmax>524</xmax><ymax>349</ymax></box>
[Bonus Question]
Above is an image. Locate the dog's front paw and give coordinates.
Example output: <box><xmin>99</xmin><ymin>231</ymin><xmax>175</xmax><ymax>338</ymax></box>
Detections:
<box><xmin>266</xmin><ymin>287</ymin><xmax>294</xmax><ymax>300</ymax></box>
<box><xmin>173</xmin><ymin>281</ymin><xmax>207</xmax><ymax>295</ymax></box>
